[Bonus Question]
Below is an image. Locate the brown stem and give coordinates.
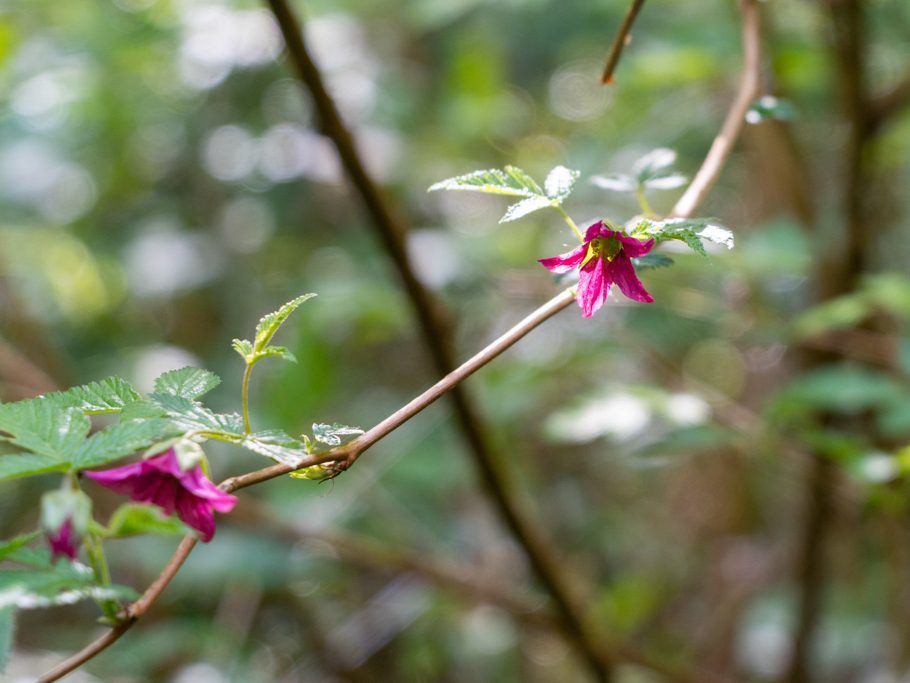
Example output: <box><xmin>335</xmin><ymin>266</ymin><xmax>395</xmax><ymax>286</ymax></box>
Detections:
<box><xmin>38</xmin><ymin>287</ymin><xmax>575</xmax><ymax>682</ymax></box>
<box><xmin>600</xmin><ymin>0</ymin><xmax>647</xmax><ymax>85</ymax></box>
<box><xmin>780</xmin><ymin>457</ymin><xmax>835</xmax><ymax>683</ymax></box>
<box><xmin>39</xmin><ymin>0</ymin><xmax>764</xmax><ymax>676</ymax></box>
<box><xmin>36</xmin><ymin>535</ymin><xmax>199</xmax><ymax>683</ymax></box>
<box><xmin>262</xmin><ymin>0</ymin><xmax>614</xmax><ymax>679</ymax></box>
<box><xmin>671</xmin><ymin>0</ymin><xmax>762</xmax><ymax>219</ymax></box>
<box><xmin>782</xmin><ymin>3</ymin><xmax>870</xmax><ymax>682</ymax></box>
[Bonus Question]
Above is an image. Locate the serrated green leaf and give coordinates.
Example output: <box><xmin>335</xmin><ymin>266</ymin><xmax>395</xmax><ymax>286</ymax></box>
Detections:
<box><xmin>674</xmin><ymin>229</ymin><xmax>708</xmax><ymax>256</ymax></box>
<box><xmin>253</xmin><ymin>294</ymin><xmax>316</xmax><ymax>353</ymax></box>
<box><xmin>38</xmin><ymin>377</ymin><xmax>141</xmax><ymax>414</ymax></box>
<box><xmin>591</xmin><ymin>174</ymin><xmax>637</xmax><ymax>192</ymax></box>
<box><xmin>0</xmin><ymin>533</ymin><xmax>39</xmax><ymax>562</ymax></box>
<box><xmin>638</xmin><ymin>218</ymin><xmax>708</xmax><ymax>256</ymax></box>
<box><xmin>312</xmin><ymin>423</ymin><xmax>364</xmax><ymax>447</ymax></box>
<box><xmin>148</xmin><ymin>393</ymin><xmax>244</xmax><ymax>437</ymax></box>
<box><xmin>74</xmin><ymin>418</ymin><xmax>183</xmax><ymax>470</ymax></box>
<box><xmin>119</xmin><ymin>400</ymin><xmax>167</xmax><ymax>421</ymax></box>
<box><xmin>101</xmin><ymin>503</ymin><xmax>187</xmax><ymax>538</ymax></box>
<box><xmin>544</xmin><ymin>166</ymin><xmax>580</xmax><ymax>202</ymax></box>
<box><xmin>0</xmin><ymin>389</ymin><xmax>171</xmax><ymax>479</ymax></box>
<box><xmin>0</xmin><ymin>607</ymin><xmax>13</xmax><ymax>673</ymax></box>
<box><xmin>5</xmin><ymin>545</ymin><xmax>52</xmax><ymax>568</ymax></box>
<box><xmin>500</xmin><ymin>196</ymin><xmax>553</xmax><ymax>223</ymax></box>
<box><xmin>504</xmin><ymin>165</ymin><xmax>544</xmax><ymax>195</ymax></box>
<box><xmin>254</xmin><ymin>346</ymin><xmax>297</xmax><ymax>363</ymax></box>
<box><xmin>241</xmin><ymin>430</ymin><xmax>308</xmax><ymax>465</ymax></box>
<box><xmin>232</xmin><ymin>338</ymin><xmax>253</xmax><ymax>360</ymax></box>
<box><xmin>0</xmin><ymin>401</ymin><xmax>90</xmax><ymax>460</ymax></box>
<box><xmin>0</xmin><ymin>453</ymin><xmax>67</xmax><ymax>481</ymax></box>
<box><xmin>428</xmin><ymin>167</ymin><xmax>541</xmax><ymax>198</ymax></box>
<box><xmin>632</xmin><ymin>253</ymin><xmax>675</xmax><ymax>270</ymax></box>
<box><xmin>153</xmin><ymin>367</ymin><xmax>222</xmax><ymax>400</ymax></box>
<box><xmin>0</xmin><ymin>563</ymin><xmax>137</xmax><ymax>610</ymax></box>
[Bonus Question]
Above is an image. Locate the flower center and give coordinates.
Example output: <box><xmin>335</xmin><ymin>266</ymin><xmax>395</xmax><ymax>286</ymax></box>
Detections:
<box><xmin>581</xmin><ymin>236</ymin><xmax>622</xmax><ymax>268</ymax></box>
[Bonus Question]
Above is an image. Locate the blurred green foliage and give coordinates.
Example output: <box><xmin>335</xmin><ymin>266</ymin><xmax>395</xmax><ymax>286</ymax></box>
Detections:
<box><xmin>2</xmin><ymin>0</ymin><xmax>910</xmax><ymax>681</ymax></box>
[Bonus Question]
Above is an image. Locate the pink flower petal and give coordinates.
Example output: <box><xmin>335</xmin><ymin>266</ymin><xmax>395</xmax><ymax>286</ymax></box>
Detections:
<box><xmin>47</xmin><ymin>518</ymin><xmax>77</xmax><ymax>562</ymax></box>
<box><xmin>616</xmin><ymin>234</ymin><xmax>654</xmax><ymax>258</ymax></box>
<box><xmin>577</xmin><ymin>256</ymin><xmax>610</xmax><ymax>317</ymax></box>
<box><xmin>175</xmin><ymin>492</ymin><xmax>217</xmax><ymax>542</ymax></box>
<box><xmin>583</xmin><ymin>221</ymin><xmax>607</xmax><ymax>241</ymax></box>
<box><xmin>538</xmin><ymin>244</ymin><xmax>586</xmax><ymax>274</ymax></box>
<box><xmin>85</xmin><ymin>448</ymin><xmax>237</xmax><ymax>543</ymax></box>
<box><xmin>609</xmin><ymin>253</ymin><xmax>654</xmax><ymax>303</ymax></box>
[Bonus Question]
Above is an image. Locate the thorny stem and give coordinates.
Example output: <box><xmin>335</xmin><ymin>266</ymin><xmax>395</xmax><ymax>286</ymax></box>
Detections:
<box><xmin>240</xmin><ymin>363</ymin><xmax>253</xmax><ymax>435</ymax></box>
<box><xmin>553</xmin><ymin>204</ymin><xmax>586</xmax><ymax>242</ymax></box>
<box><xmin>39</xmin><ymin>0</ymin><xmax>763</xmax><ymax>679</ymax></box>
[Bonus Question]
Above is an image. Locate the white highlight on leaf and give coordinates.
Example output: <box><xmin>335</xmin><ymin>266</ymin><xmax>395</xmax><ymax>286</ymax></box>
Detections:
<box><xmin>500</xmin><ymin>196</ymin><xmax>552</xmax><ymax>223</ymax></box>
<box><xmin>698</xmin><ymin>224</ymin><xmax>735</xmax><ymax>249</ymax></box>
<box><xmin>313</xmin><ymin>422</ymin><xmax>364</xmax><ymax>446</ymax></box>
<box><xmin>544</xmin><ymin>165</ymin><xmax>579</xmax><ymax>201</ymax></box>
<box><xmin>591</xmin><ymin>174</ymin><xmax>636</xmax><ymax>192</ymax></box>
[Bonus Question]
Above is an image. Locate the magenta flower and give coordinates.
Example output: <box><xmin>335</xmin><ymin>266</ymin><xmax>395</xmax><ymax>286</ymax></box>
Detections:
<box><xmin>539</xmin><ymin>220</ymin><xmax>655</xmax><ymax>317</ymax></box>
<box><xmin>46</xmin><ymin>517</ymin><xmax>78</xmax><ymax>562</ymax></box>
<box><xmin>85</xmin><ymin>448</ymin><xmax>238</xmax><ymax>542</ymax></box>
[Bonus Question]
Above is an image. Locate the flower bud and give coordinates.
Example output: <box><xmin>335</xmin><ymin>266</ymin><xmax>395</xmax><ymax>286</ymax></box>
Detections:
<box><xmin>41</xmin><ymin>489</ymin><xmax>92</xmax><ymax>562</ymax></box>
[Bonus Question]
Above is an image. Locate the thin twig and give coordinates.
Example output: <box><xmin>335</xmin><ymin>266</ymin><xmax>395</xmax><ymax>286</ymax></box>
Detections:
<box><xmin>38</xmin><ymin>287</ymin><xmax>575</xmax><ymax>682</ymax></box>
<box><xmin>671</xmin><ymin>0</ymin><xmax>762</xmax><ymax>219</ymax></box>
<box><xmin>36</xmin><ymin>535</ymin><xmax>198</xmax><ymax>683</ymax></box>
<box><xmin>600</xmin><ymin>0</ymin><xmax>647</xmax><ymax>85</ymax></box>
<box><xmin>40</xmin><ymin>0</ymin><xmax>765</xmax><ymax>676</ymax></box>
<box><xmin>262</xmin><ymin>0</ymin><xmax>615</xmax><ymax>679</ymax></box>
